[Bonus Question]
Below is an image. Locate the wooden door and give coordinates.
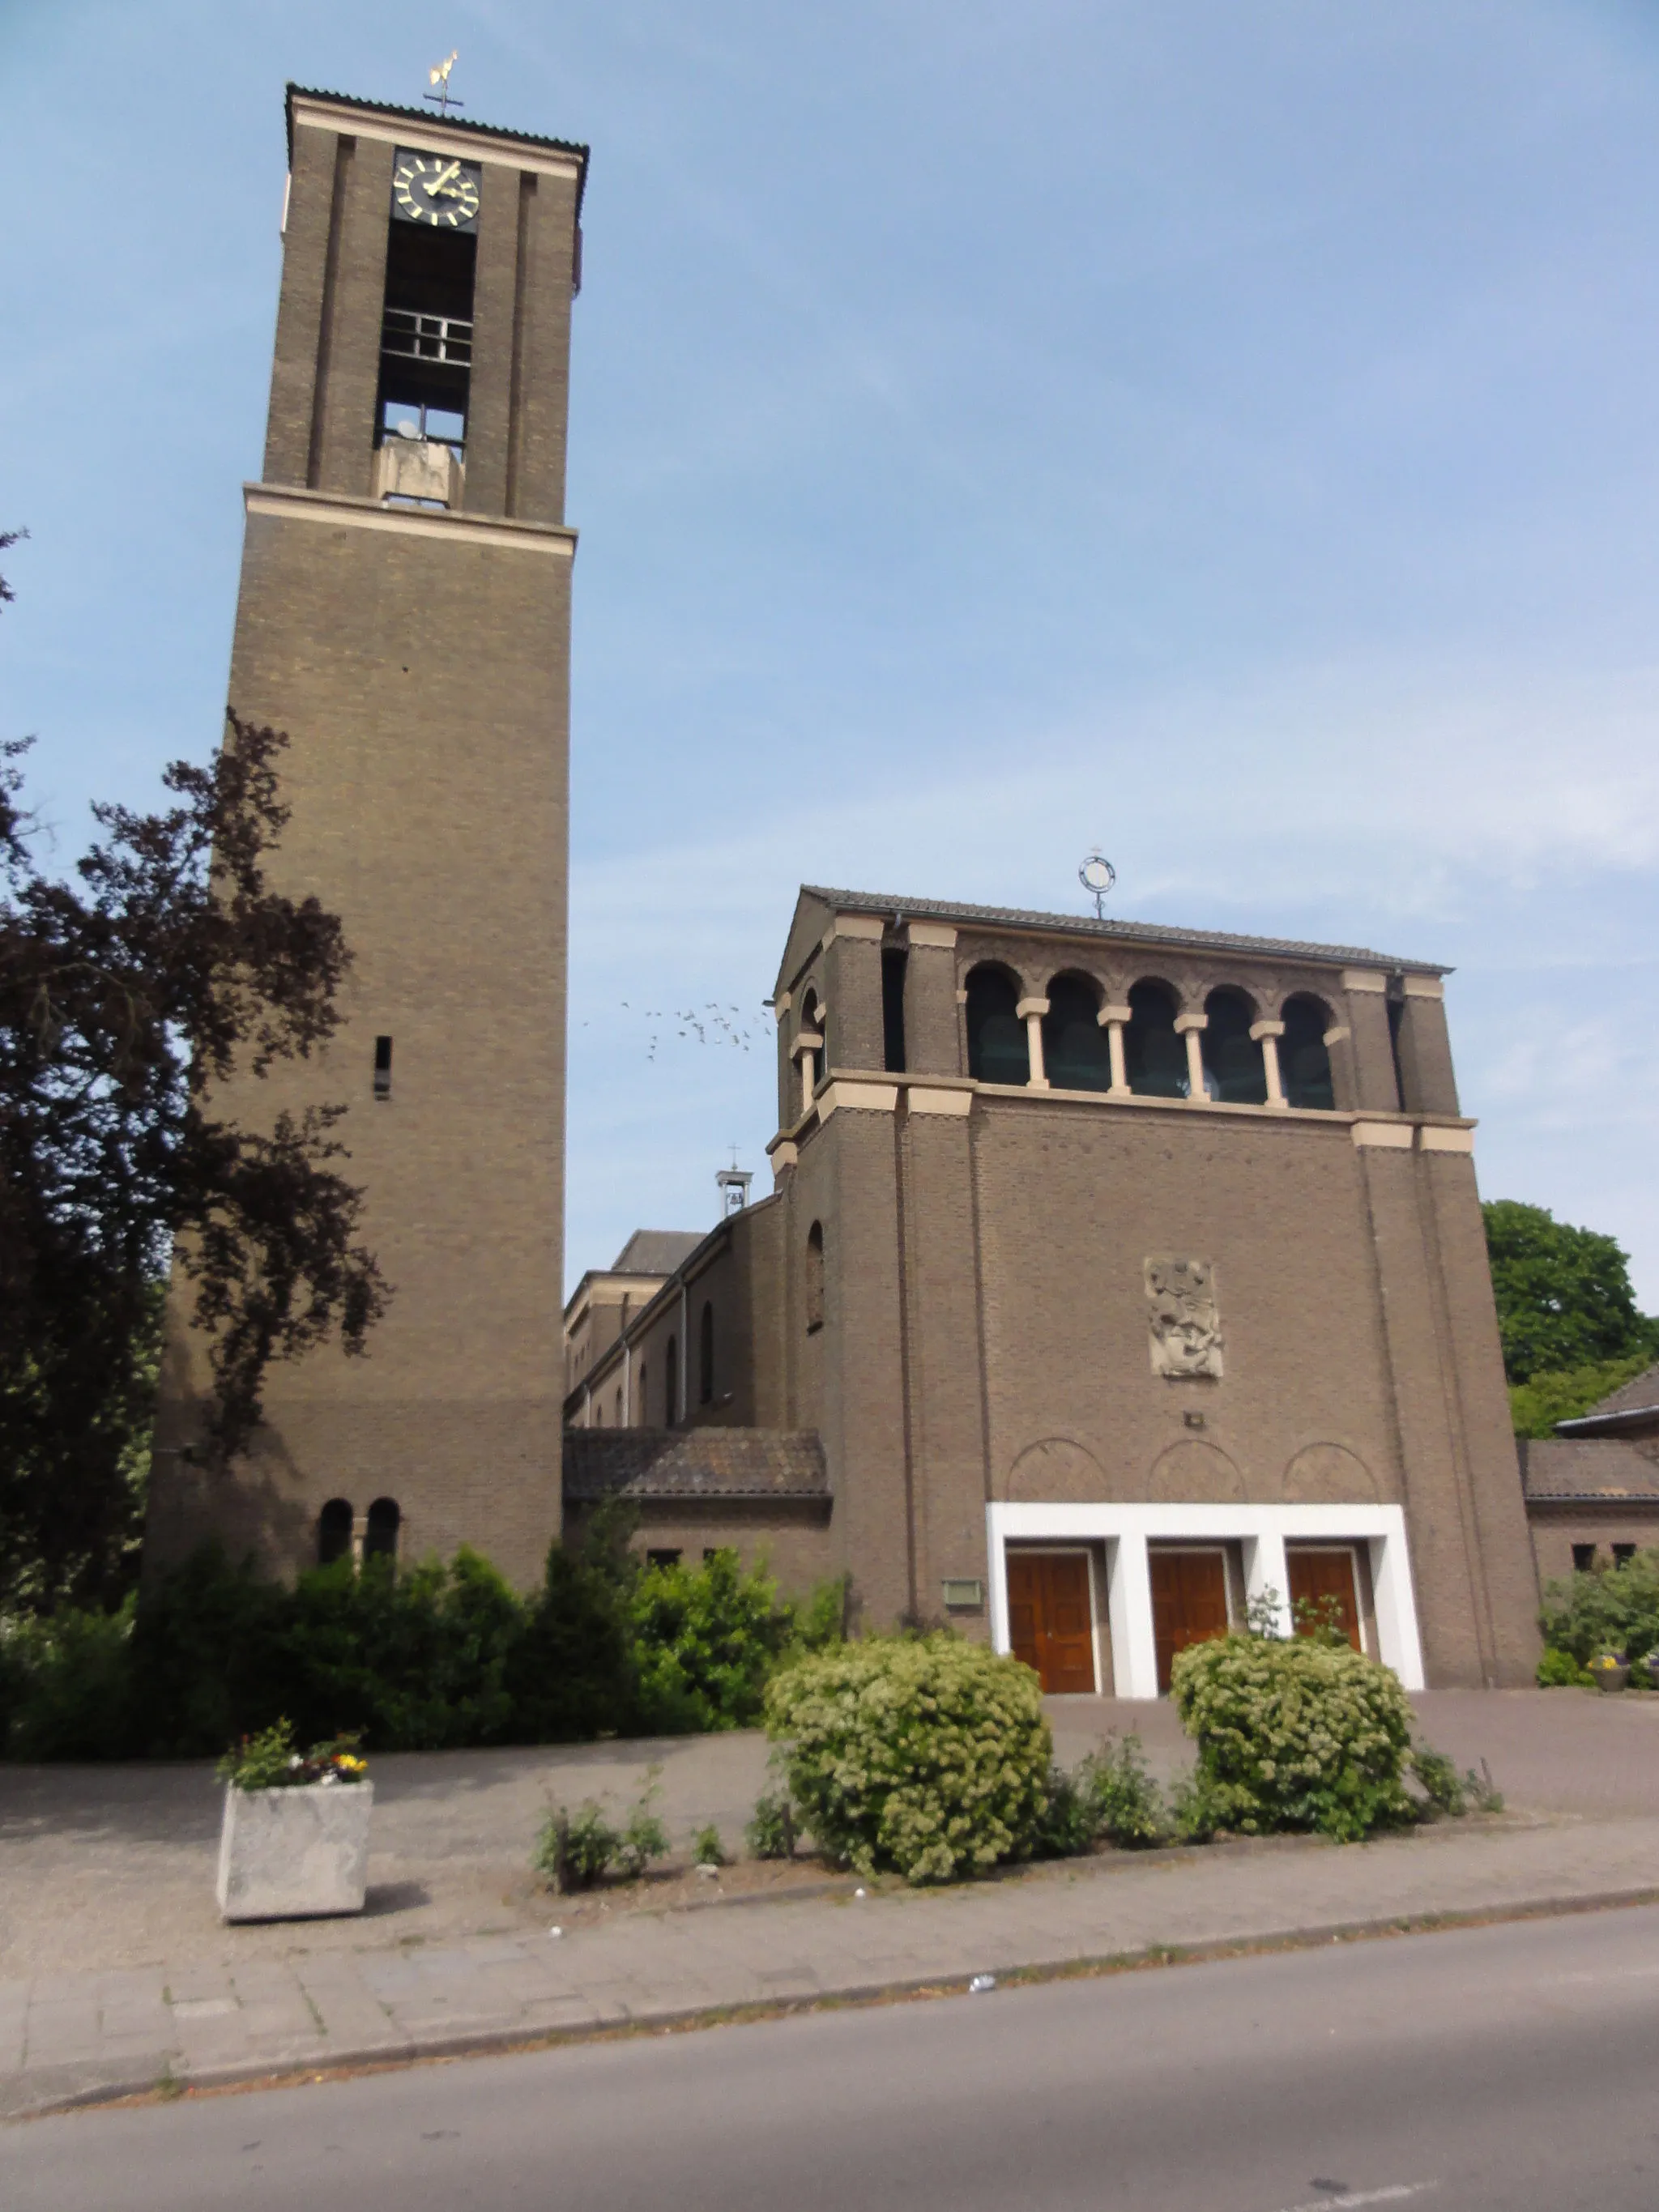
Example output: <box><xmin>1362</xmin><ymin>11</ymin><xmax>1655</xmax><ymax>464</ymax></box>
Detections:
<box><xmin>1006</xmin><ymin>1554</ymin><xmax>1097</xmax><ymax>1694</ymax></box>
<box><xmin>1287</xmin><ymin>1547</ymin><xmax>1363</xmax><ymax>1652</ymax></box>
<box><xmin>1149</xmin><ymin>1549</ymin><xmax>1231</xmax><ymax>1694</ymax></box>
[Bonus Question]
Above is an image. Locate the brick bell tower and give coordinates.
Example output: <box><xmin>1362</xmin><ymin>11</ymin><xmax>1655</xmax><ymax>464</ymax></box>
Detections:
<box><xmin>147</xmin><ymin>86</ymin><xmax>587</xmax><ymax>1585</ymax></box>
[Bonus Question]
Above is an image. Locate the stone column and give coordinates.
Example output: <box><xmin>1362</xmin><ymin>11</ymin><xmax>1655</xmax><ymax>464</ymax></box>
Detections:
<box><xmin>792</xmin><ymin>1031</ymin><xmax>823</xmax><ymax>1117</ymax></box>
<box><xmin>1099</xmin><ymin>1003</ymin><xmax>1132</xmax><ymax>1096</ymax></box>
<box><xmin>1252</xmin><ymin>1019</ymin><xmax>1287</xmax><ymax>1106</ymax></box>
<box><xmin>1244</xmin><ymin>1531</ymin><xmax>1293</xmax><ymax>1636</ymax></box>
<box><xmin>1016</xmin><ymin>997</ymin><xmax>1050</xmax><ymax>1089</ymax></box>
<box><xmin>1175</xmin><ymin>1012</ymin><xmax>1208</xmax><ymax>1100</ymax></box>
<box><xmin>1107</xmin><ymin>1532</ymin><xmax>1159</xmax><ymax>1699</ymax></box>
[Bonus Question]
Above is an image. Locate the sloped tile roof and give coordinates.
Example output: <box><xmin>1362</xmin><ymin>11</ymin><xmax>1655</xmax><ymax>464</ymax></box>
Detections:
<box><xmin>610</xmin><ymin>1229</ymin><xmax>706</xmax><ymax>1276</ymax></box>
<box><xmin>564</xmin><ymin>1428</ymin><xmax>829</xmax><ymax>1502</ymax></box>
<box><xmin>799</xmin><ymin>886</ymin><xmax>1448</xmax><ymax>975</ymax></box>
<box><xmin>1555</xmin><ymin>1361</ymin><xmax>1659</xmax><ymax>1435</ymax></box>
<box><xmin>1520</xmin><ymin>1438</ymin><xmax>1659</xmax><ymax>1503</ymax></box>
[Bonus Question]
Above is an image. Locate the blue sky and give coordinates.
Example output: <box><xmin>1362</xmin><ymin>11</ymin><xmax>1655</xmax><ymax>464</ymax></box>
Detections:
<box><xmin>5</xmin><ymin>1</ymin><xmax>1658</xmax><ymax>1302</ymax></box>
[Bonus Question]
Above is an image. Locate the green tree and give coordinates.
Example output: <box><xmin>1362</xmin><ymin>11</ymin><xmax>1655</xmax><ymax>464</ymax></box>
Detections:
<box><xmin>1482</xmin><ymin>1200</ymin><xmax>1658</xmax><ymax>1387</ymax></box>
<box><xmin>1</xmin><ymin>541</ymin><xmax>388</xmax><ymax>1610</ymax></box>
<box><xmin>1508</xmin><ymin>1353</ymin><xmax>1656</xmax><ymax>1440</ymax></box>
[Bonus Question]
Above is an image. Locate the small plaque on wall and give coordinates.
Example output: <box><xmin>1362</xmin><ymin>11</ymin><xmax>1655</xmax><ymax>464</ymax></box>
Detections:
<box><xmin>941</xmin><ymin>1578</ymin><xmax>985</xmax><ymax>1611</ymax></box>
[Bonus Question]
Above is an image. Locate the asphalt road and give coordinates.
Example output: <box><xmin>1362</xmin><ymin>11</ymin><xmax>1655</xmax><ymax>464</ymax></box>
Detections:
<box><xmin>6</xmin><ymin>1904</ymin><xmax>1659</xmax><ymax>2211</ymax></box>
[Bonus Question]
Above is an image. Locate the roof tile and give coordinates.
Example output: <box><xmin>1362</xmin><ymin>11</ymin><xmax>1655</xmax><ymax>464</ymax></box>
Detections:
<box><xmin>564</xmin><ymin>1428</ymin><xmax>829</xmax><ymax>1502</ymax></box>
<box><xmin>1520</xmin><ymin>1437</ymin><xmax>1659</xmax><ymax>1503</ymax></box>
<box><xmin>800</xmin><ymin>885</ymin><xmax>1447</xmax><ymax>975</ymax></box>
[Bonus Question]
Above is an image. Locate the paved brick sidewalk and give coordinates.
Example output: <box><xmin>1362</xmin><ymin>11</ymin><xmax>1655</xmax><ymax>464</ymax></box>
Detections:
<box><xmin>6</xmin><ymin>1808</ymin><xmax>1659</xmax><ymax>2123</ymax></box>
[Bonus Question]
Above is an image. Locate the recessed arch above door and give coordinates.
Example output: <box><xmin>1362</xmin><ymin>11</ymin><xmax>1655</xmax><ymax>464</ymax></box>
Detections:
<box><xmin>999</xmin><ymin>1436</ymin><xmax>1108</xmax><ymax>1503</ymax></box>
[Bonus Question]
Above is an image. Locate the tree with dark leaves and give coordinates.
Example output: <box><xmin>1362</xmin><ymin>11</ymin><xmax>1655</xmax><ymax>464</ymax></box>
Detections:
<box><xmin>1</xmin><ymin>540</ymin><xmax>387</xmax><ymax>1610</ymax></box>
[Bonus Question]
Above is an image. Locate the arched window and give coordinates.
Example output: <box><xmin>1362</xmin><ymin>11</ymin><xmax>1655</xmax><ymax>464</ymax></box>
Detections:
<box><xmin>1202</xmin><ymin>987</ymin><xmax>1266</xmax><ymax>1105</ymax></box>
<box><xmin>1282</xmin><ymin>994</ymin><xmax>1335</xmax><ymax>1109</ymax></box>
<box><xmin>965</xmin><ymin>964</ymin><xmax>1029</xmax><ymax>1085</ymax></box>
<box><xmin>1124</xmin><ymin>980</ymin><xmax>1186</xmax><ymax>1097</ymax></box>
<box><xmin>699</xmin><ymin>1298</ymin><xmax>714</xmax><ymax>1405</ymax></box>
<box><xmin>805</xmin><ymin>1220</ymin><xmax>825</xmax><ymax>1332</ymax></box>
<box><xmin>317</xmin><ymin>1497</ymin><xmax>353</xmax><ymax>1566</ymax></box>
<box><xmin>364</xmin><ymin>1497</ymin><xmax>400</xmax><ymax>1562</ymax></box>
<box><xmin>799</xmin><ymin>989</ymin><xmax>826</xmax><ymax>1090</ymax></box>
<box><xmin>664</xmin><ymin>1335</ymin><xmax>679</xmax><ymax>1427</ymax></box>
<box><xmin>1043</xmin><ymin>973</ymin><xmax>1111</xmax><ymax>1091</ymax></box>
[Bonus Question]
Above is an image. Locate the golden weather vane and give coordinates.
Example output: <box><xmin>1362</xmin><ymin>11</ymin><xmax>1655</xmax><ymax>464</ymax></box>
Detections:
<box><xmin>424</xmin><ymin>51</ymin><xmax>463</xmax><ymax>114</ymax></box>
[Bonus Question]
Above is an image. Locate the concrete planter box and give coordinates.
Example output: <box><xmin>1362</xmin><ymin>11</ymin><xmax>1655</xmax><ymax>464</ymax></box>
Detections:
<box><xmin>215</xmin><ymin>1780</ymin><xmax>373</xmax><ymax>1922</ymax></box>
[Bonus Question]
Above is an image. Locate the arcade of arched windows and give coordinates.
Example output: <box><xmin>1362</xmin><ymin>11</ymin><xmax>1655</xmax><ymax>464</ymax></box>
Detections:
<box><xmin>959</xmin><ymin>960</ymin><xmax>1346</xmax><ymax>1110</ymax></box>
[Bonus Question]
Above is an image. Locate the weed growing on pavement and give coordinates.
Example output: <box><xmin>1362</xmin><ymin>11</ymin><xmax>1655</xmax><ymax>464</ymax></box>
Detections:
<box><xmin>745</xmin><ymin>1791</ymin><xmax>795</xmax><ymax>1860</ymax></box>
<box><xmin>616</xmin><ymin>1767</ymin><xmax>670</xmax><ymax>1876</ymax></box>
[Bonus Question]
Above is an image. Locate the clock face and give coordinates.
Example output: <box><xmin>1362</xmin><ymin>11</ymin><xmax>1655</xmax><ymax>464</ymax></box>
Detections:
<box><xmin>392</xmin><ymin>150</ymin><xmax>482</xmax><ymax>231</ymax></box>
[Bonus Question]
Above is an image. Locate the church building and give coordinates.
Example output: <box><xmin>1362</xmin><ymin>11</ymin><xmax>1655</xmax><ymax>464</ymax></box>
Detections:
<box><xmin>565</xmin><ymin>887</ymin><xmax>1543</xmax><ymax>1694</ymax></box>
<box><xmin>144</xmin><ymin>82</ymin><xmax>1542</xmax><ymax>1697</ymax></box>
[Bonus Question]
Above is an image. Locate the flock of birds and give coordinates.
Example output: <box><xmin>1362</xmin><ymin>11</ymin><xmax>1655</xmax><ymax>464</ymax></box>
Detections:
<box><xmin>575</xmin><ymin>1003</ymin><xmax>766</xmax><ymax>1063</ymax></box>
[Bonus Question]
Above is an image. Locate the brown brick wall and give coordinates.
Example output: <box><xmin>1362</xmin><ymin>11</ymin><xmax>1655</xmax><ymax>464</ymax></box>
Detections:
<box><xmin>149</xmin><ymin>508</ymin><xmax>571</xmax><ymax>1591</ymax></box>
<box><xmin>1529</xmin><ymin>1512</ymin><xmax>1659</xmax><ymax>1589</ymax></box>
<box><xmin>1396</xmin><ymin>994</ymin><xmax>1461</xmax><ymax>1117</ymax></box>
<box><xmin>563</xmin><ymin>1498</ymin><xmax>835</xmax><ymax>1596</ymax></box>
<box><xmin>264</xmin><ymin>122</ymin><xmax>339</xmax><ymax>487</ymax></box>
<box><xmin>752</xmin><ymin>1090</ymin><xmax>1535</xmax><ymax>1678</ymax></box>
<box><xmin>312</xmin><ymin>135</ymin><xmax>394</xmax><ymax>498</ymax></box>
<box><xmin>904</xmin><ymin>943</ymin><xmax>963</xmax><ymax>1076</ymax></box>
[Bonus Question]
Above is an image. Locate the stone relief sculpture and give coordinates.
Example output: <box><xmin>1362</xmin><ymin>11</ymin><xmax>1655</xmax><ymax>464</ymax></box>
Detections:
<box><xmin>1145</xmin><ymin>1257</ymin><xmax>1224</xmax><ymax>1379</ymax></box>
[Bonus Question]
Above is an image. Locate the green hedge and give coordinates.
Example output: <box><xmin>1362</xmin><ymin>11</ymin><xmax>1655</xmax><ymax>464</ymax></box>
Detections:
<box><xmin>1538</xmin><ymin>1548</ymin><xmax>1659</xmax><ymax>1668</ymax></box>
<box><xmin>1171</xmin><ymin>1630</ymin><xmax>1416</xmax><ymax>1842</ymax></box>
<box><xmin>0</xmin><ymin>1537</ymin><xmax>837</xmax><ymax>1761</ymax></box>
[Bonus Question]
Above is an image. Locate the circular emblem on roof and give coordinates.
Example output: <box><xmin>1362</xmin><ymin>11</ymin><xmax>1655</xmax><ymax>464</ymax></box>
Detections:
<box><xmin>1079</xmin><ymin>852</ymin><xmax>1116</xmax><ymax>917</ymax></box>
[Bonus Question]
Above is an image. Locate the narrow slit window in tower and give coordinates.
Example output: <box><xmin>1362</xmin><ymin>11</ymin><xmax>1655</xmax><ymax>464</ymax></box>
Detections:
<box><xmin>881</xmin><ymin>948</ymin><xmax>908</xmax><ymax>1072</ymax></box>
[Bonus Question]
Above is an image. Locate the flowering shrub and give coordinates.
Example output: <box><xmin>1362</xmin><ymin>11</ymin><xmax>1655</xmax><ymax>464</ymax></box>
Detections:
<box><xmin>216</xmin><ymin>1717</ymin><xmax>366</xmax><ymax>1791</ymax></box>
<box><xmin>1170</xmin><ymin>1632</ymin><xmax>1414</xmax><ymax>1843</ymax></box>
<box><xmin>764</xmin><ymin>1634</ymin><xmax>1051</xmax><ymax>1884</ymax></box>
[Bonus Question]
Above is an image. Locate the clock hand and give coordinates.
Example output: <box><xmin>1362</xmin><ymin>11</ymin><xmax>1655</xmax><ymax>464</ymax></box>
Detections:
<box><xmin>424</xmin><ymin>160</ymin><xmax>461</xmax><ymax>199</ymax></box>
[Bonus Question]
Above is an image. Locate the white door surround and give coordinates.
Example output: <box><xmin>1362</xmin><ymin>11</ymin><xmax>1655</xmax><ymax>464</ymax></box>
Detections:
<box><xmin>986</xmin><ymin>1501</ymin><xmax>1425</xmax><ymax>1700</ymax></box>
